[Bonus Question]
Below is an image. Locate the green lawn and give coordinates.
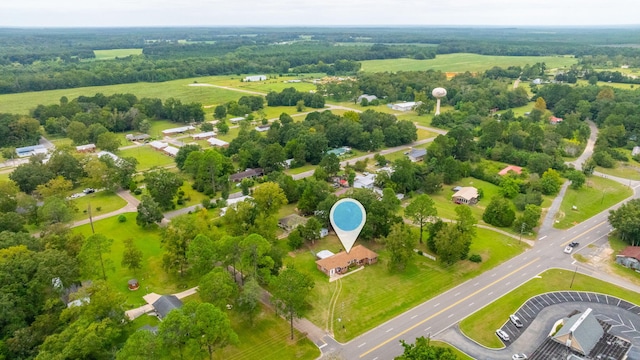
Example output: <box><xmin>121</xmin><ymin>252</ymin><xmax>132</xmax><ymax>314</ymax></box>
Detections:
<box><xmin>289</xmin><ymin>226</ymin><xmax>527</xmax><ymax>342</ymax></box>
<box><xmin>360</xmin><ymin>54</ymin><xmax>578</xmax><ymax>73</ymax></box>
<box><xmin>92</xmin><ymin>49</ymin><xmax>143</xmax><ymax>60</ymax></box>
<box><xmin>70</xmin><ymin>190</ymin><xmax>127</xmax><ymax>221</ymax></box>
<box><xmin>74</xmin><ymin>213</ymin><xmax>199</xmax><ymax>308</ymax></box>
<box><xmin>459</xmin><ymin>269</ymin><xmax>640</xmax><ymax>348</ymax></box>
<box><xmin>554</xmin><ymin>176</ymin><xmax>633</xmax><ymax>229</ymax></box>
<box><xmin>119</xmin><ymin>146</ymin><xmax>176</xmax><ymax>171</ymax></box>
<box><xmin>596</xmin><ymin>155</ymin><xmax>640</xmax><ymax>181</ymax></box>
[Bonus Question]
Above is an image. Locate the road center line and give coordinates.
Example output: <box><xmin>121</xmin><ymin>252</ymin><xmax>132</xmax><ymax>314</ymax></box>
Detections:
<box><xmin>358</xmin><ymin>257</ymin><xmax>540</xmax><ymax>358</ymax></box>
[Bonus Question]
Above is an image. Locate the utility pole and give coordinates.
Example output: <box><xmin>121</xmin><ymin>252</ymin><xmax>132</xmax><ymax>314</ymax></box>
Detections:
<box><xmin>519</xmin><ymin>222</ymin><xmax>526</xmax><ymax>244</ymax></box>
<box><xmin>88</xmin><ymin>203</ymin><xmax>95</xmax><ymax>234</ymax></box>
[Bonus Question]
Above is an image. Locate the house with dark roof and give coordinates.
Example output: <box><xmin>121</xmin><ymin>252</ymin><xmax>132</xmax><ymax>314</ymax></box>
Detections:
<box><xmin>316</xmin><ymin>245</ymin><xmax>378</xmax><ymax>277</ymax></box>
<box><xmin>552</xmin><ymin>308</ymin><xmax>604</xmax><ymax>356</ymax></box>
<box><xmin>152</xmin><ymin>295</ymin><xmax>183</xmax><ymax>320</ymax></box>
<box><xmin>229</xmin><ymin>168</ymin><xmax>264</xmax><ymax>182</ymax></box>
<box><xmin>616</xmin><ymin>246</ymin><xmax>640</xmax><ymax>270</ymax></box>
<box><xmin>278</xmin><ymin>214</ymin><xmax>308</xmax><ymax>231</ymax></box>
<box><xmin>407</xmin><ymin>148</ymin><xmax>427</xmax><ymax>162</ymax></box>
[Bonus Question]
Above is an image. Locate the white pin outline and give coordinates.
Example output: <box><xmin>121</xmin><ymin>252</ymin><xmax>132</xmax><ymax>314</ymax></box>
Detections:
<box><xmin>330</xmin><ymin>198</ymin><xmax>366</xmax><ymax>253</ymax></box>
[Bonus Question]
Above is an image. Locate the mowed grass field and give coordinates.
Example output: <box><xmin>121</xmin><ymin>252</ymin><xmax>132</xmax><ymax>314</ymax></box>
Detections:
<box><xmin>554</xmin><ymin>176</ymin><xmax>633</xmax><ymax>229</ymax></box>
<box><xmin>360</xmin><ymin>53</ymin><xmax>578</xmax><ymax>73</ymax></box>
<box><xmin>92</xmin><ymin>49</ymin><xmax>143</xmax><ymax>60</ymax></box>
<box><xmin>459</xmin><ymin>269</ymin><xmax>640</xmax><ymax>348</ymax></box>
<box><xmin>290</xmin><ymin>226</ymin><xmax>528</xmax><ymax>342</ymax></box>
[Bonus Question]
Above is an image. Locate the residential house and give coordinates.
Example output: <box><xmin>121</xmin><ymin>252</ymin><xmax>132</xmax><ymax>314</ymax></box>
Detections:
<box><xmin>357</xmin><ymin>94</ymin><xmax>378</xmax><ymax>103</ymax></box>
<box><xmin>229</xmin><ymin>117</ymin><xmax>246</xmax><ymax>124</ymax></box>
<box><xmin>452</xmin><ymin>187</ymin><xmax>479</xmax><ymax>205</ymax></box>
<box><xmin>161</xmin><ymin>126</ymin><xmax>195</xmax><ymax>136</ymax></box>
<box><xmin>278</xmin><ymin>214</ymin><xmax>308</xmax><ymax>231</ymax></box>
<box><xmin>229</xmin><ymin>168</ymin><xmax>264</xmax><ymax>182</ymax></box>
<box><xmin>316</xmin><ymin>250</ymin><xmax>334</xmax><ymax>259</ymax></box>
<box><xmin>552</xmin><ymin>308</ymin><xmax>603</xmax><ymax>356</ymax></box>
<box><xmin>149</xmin><ymin>140</ymin><xmax>168</xmax><ymax>150</ymax></box>
<box><xmin>152</xmin><ymin>295</ymin><xmax>183</xmax><ymax>320</ymax></box>
<box><xmin>162</xmin><ymin>146</ymin><xmax>179</xmax><ymax>157</ymax></box>
<box><xmin>207</xmin><ymin>137</ymin><xmax>229</xmax><ymax>148</ymax></box>
<box><xmin>616</xmin><ymin>246</ymin><xmax>640</xmax><ymax>270</ymax></box>
<box><xmin>125</xmin><ymin>134</ymin><xmax>150</xmax><ymax>142</ymax></box>
<box><xmin>284</xmin><ymin>158</ymin><xmax>294</xmax><ymax>169</ymax></box>
<box><xmin>191</xmin><ymin>131</ymin><xmax>216</xmax><ymax>140</ymax></box>
<box><xmin>96</xmin><ymin>151</ymin><xmax>120</xmax><ymax>162</ymax></box>
<box><xmin>16</xmin><ymin>144</ymin><xmax>47</xmax><ymax>157</ymax></box>
<box><xmin>76</xmin><ymin>143</ymin><xmax>96</xmax><ymax>153</ymax></box>
<box><xmin>391</xmin><ymin>101</ymin><xmax>419</xmax><ymax>112</ymax></box>
<box><xmin>315</xmin><ymin>245</ymin><xmax>378</xmax><ymax>277</ymax></box>
<box><xmin>407</xmin><ymin>148</ymin><xmax>427</xmax><ymax>162</ymax></box>
<box><xmin>255</xmin><ymin>125</ymin><xmax>270</xmax><ymax>132</ymax></box>
<box><xmin>550</xmin><ymin>116</ymin><xmax>563</xmax><ymax>124</ymax></box>
<box><xmin>498</xmin><ymin>165</ymin><xmax>523</xmax><ymax>176</ymax></box>
<box><xmin>244</xmin><ymin>75</ymin><xmax>267</xmax><ymax>82</ymax></box>
<box><xmin>326</xmin><ymin>147</ymin><xmax>350</xmax><ymax>157</ymax></box>
<box><xmin>354</xmin><ymin>173</ymin><xmax>376</xmax><ymax>190</ymax></box>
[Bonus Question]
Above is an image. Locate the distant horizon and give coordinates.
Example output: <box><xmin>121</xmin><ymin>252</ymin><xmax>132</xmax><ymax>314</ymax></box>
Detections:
<box><xmin>1</xmin><ymin>24</ymin><xmax>640</xmax><ymax>30</ymax></box>
<box><xmin>2</xmin><ymin>0</ymin><xmax>639</xmax><ymax>28</ymax></box>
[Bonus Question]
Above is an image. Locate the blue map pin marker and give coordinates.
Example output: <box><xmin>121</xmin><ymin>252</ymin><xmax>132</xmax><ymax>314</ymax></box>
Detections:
<box><xmin>330</xmin><ymin>198</ymin><xmax>366</xmax><ymax>253</ymax></box>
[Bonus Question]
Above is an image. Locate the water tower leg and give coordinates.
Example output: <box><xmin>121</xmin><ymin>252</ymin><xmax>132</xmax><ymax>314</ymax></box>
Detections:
<box><xmin>435</xmin><ymin>99</ymin><xmax>441</xmax><ymax>115</ymax></box>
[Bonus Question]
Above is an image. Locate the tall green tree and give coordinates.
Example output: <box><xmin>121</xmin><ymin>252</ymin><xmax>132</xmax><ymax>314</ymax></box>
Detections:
<box><xmin>482</xmin><ymin>197</ymin><xmax>516</xmax><ymax>228</ymax></box>
<box><xmin>136</xmin><ymin>195</ymin><xmax>164</xmax><ymax>227</ymax></box>
<box><xmin>609</xmin><ymin>199</ymin><xmax>640</xmax><ymax>246</ymax></box>
<box><xmin>158</xmin><ymin>307</ymin><xmax>191</xmax><ymax>360</ymax></box>
<box><xmin>187</xmin><ymin>234</ymin><xmax>217</xmax><ymax>277</ymax></box>
<box><xmin>381</xmin><ymin>223</ymin><xmax>416</xmax><ymax>271</ymax></box>
<box><xmin>198</xmin><ymin>268</ymin><xmax>238</xmax><ymax>309</ymax></box>
<box><xmin>121</xmin><ymin>238</ymin><xmax>143</xmax><ymax>274</ymax></box>
<box><xmin>271</xmin><ymin>268</ymin><xmax>314</xmax><ymax>340</ymax></box>
<box><xmin>145</xmin><ymin>168</ymin><xmax>183</xmax><ymax>209</ymax></box>
<box><xmin>79</xmin><ymin>233</ymin><xmax>114</xmax><ymax>280</ymax></box>
<box><xmin>237</xmin><ymin>277</ymin><xmax>262</xmax><ymax>325</ymax></box>
<box><xmin>252</xmin><ymin>182</ymin><xmax>287</xmax><ymax>215</ymax></box>
<box><xmin>162</xmin><ymin>214</ymin><xmax>199</xmax><ymax>276</ymax></box>
<box><xmin>404</xmin><ymin>194</ymin><xmax>437</xmax><ymax>244</ymax></box>
<box><xmin>192</xmin><ymin>303</ymin><xmax>239</xmax><ymax>360</ymax></box>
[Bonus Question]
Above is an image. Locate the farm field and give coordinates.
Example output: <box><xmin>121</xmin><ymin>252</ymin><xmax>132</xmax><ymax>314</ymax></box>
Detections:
<box><xmin>92</xmin><ymin>48</ymin><xmax>143</xmax><ymax>60</ymax></box>
<box><xmin>289</xmin><ymin>227</ymin><xmax>527</xmax><ymax>342</ymax></box>
<box><xmin>360</xmin><ymin>53</ymin><xmax>578</xmax><ymax>73</ymax></box>
<box><xmin>459</xmin><ymin>269</ymin><xmax>640</xmax><ymax>348</ymax></box>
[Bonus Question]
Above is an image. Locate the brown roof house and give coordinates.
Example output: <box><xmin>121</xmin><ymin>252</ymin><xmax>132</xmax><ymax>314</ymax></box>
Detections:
<box><xmin>278</xmin><ymin>214</ymin><xmax>308</xmax><ymax>232</ymax></box>
<box><xmin>229</xmin><ymin>168</ymin><xmax>264</xmax><ymax>182</ymax></box>
<box><xmin>452</xmin><ymin>186</ymin><xmax>479</xmax><ymax>205</ymax></box>
<box><xmin>616</xmin><ymin>246</ymin><xmax>640</xmax><ymax>271</ymax></box>
<box><xmin>316</xmin><ymin>245</ymin><xmax>378</xmax><ymax>278</ymax></box>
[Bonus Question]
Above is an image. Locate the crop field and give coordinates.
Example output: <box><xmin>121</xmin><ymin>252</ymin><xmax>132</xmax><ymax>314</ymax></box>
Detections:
<box><xmin>92</xmin><ymin>48</ymin><xmax>143</xmax><ymax>60</ymax></box>
<box><xmin>360</xmin><ymin>53</ymin><xmax>578</xmax><ymax>73</ymax></box>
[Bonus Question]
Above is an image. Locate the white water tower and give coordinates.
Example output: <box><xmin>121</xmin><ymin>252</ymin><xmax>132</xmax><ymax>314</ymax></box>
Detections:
<box><xmin>432</xmin><ymin>87</ymin><xmax>447</xmax><ymax>115</ymax></box>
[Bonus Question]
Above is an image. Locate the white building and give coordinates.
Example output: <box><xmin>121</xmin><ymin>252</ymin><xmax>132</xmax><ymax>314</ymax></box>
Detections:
<box><xmin>391</xmin><ymin>102</ymin><xmax>419</xmax><ymax>112</ymax></box>
<box><xmin>244</xmin><ymin>75</ymin><xmax>267</xmax><ymax>82</ymax></box>
<box><xmin>354</xmin><ymin>173</ymin><xmax>376</xmax><ymax>190</ymax></box>
<box><xmin>207</xmin><ymin>138</ymin><xmax>229</xmax><ymax>148</ymax></box>
<box><xmin>96</xmin><ymin>151</ymin><xmax>120</xmax><ymax>162</ymax></box>
<box><xmin>229</xmin><ymin>117</ymin><xmax>245</xmax><ymax>124</ymax></box>
<box><xmin>161</xmin><ymin>126</ymin><xmax>195</xmax><ymax>136</ymax></box>
<box><xmin>149</xmin><ymin>140</ymin><xmax>168</xmax><ymax>150</ymax></box>
<box><xmin>163</xmin><ymin>146</ymin><xmax>180</xmax><ymax>157</ymax></box>
<box><xmin>191</xmin><ymin>131</ymin><xmax>216</xmax><ymax>140</ymax></box>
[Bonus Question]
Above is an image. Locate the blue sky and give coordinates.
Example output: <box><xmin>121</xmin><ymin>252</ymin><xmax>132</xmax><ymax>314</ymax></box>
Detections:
<box><xmin>1</xmin><ymin>0</ymin><xmax>638</xmax><ymax>27</ymax></box>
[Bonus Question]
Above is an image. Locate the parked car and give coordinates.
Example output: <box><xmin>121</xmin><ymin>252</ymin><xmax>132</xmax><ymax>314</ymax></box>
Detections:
<box><xmin>564</xmin><ymin>245</ymin><xmax>573</xmax><ymax>254</ymax></box>
<box><xmin>512</xmin><ymin>354</ymin><xmax>527</xmax><ymax>360</ymax></box>
<box><xmin>496</xmin><ymin>329</ymin><xmax>510</xmax><ymax>341</ymax></box>
<box><xmin>83</xmin><ymin>188</ymin><xmax>95</xmax><ymax>194</ymax></box>
<box><xmin>509</xmin><ymin>314</ymin><xmax>523</xmax><ymax>328</ymax></box>
<box><xmin>569</xmin><ymin>242</ymin><xmax>579</xmax><ymax>247</ymax></box>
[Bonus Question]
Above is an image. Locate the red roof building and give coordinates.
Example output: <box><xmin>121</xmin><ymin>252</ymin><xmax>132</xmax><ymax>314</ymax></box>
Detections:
<box><xmin>499</xmin><ymin>165</ymin><xmax>523</xmax><ymax>176</ymax></box>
